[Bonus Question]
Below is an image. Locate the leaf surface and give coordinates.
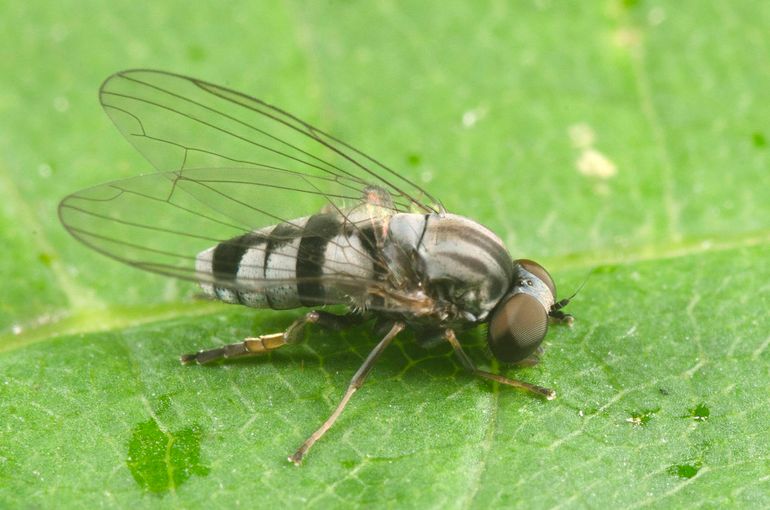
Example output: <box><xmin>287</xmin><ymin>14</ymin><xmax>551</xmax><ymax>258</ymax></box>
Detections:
<box><xmin>1</xmin><ymin>1</ymin><xmax>769</xmax><ymax>508</ymax></box>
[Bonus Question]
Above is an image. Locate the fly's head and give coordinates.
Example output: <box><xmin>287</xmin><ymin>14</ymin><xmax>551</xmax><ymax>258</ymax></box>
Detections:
<box><xmin>487</xmin><ymin>259</ymin><xmax>561</xmax><ymax>363</ymax></box>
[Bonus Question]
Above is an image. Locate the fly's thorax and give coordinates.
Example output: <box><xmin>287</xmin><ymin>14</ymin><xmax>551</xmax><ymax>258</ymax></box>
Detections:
<box><xmin>385</xmin><ymin>213</ymin><xmax>514</xmax><ymax>322</ymax></box>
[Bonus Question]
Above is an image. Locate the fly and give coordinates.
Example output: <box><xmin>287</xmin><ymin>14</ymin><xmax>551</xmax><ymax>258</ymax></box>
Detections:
<box><xmin>59</xmin><ymin>70</ymin><xmax>576</xmax><ymax>465</ymax></box>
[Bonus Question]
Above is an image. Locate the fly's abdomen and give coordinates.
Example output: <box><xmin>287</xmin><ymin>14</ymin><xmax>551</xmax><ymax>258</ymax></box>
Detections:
<box><xmin>195</xmin><ymin>213</ymin><xmax>377</xmax><ymax>309</ymax></box>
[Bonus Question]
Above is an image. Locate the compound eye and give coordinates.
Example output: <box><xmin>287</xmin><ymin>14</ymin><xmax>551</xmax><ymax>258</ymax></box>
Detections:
<box><xmin>488</xmin><ymin>293</ymin><xmax>548</xmax><ymax>363</ymax></box>
<box><xmin>516</xmin><ymin>259</ymin><xmax>556</xmax><ymax>297</ymax></box>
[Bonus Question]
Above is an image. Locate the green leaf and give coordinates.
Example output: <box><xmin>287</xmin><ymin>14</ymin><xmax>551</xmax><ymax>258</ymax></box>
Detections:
<box><xmin>2</xmin><ymin>0</ymin><xmax>769</xmax><ymax>508</ymax></box>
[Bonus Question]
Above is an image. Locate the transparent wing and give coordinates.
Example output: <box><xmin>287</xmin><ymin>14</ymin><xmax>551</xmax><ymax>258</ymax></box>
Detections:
<box><xmin>58</xmin><ymin>167</ymin><xmax>400</xmax><ymax>305</ymax></box>
<box><xmin>98</xmin><ymin>69</ymin><xmax>443</xmax><ymax>215</ymax></box>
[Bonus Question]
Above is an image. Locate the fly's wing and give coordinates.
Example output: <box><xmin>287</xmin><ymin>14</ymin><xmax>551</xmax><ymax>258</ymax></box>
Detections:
<box><xmin>98</xmin><ymin>69</ymin><xmax>443</xmax><ymax>215</ymax></box>
<box><xmin>58</xmin><ymin>167</ymin><xmax>401</xmax><ymax>308</ymax></box>
<box><xmin>60</xmin><ymin>69</ymin><xmax>446</xmax><ymax>310</ymax></box>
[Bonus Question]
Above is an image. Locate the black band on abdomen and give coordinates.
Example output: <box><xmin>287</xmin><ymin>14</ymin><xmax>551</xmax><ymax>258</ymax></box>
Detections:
<box><xmin>296</xmin><ymin>213</ymin><xmax>341</xmax><ymax>306</ymax></box>
<box><xmin>212</xmin><ymin>232</ymin><xmax>267</xmax><ymax>282</ymax></box>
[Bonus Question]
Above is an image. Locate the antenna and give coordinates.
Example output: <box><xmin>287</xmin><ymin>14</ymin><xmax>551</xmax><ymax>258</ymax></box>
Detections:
<box><xmin>551</xmin><ymin>272</ymin><xmax>591</xmax><ymax>311</ymax></box>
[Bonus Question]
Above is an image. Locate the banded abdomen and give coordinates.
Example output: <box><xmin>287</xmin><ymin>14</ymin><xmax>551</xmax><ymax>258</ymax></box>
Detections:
<box><xmin>196</xmin><ymin>212</ymin><xmax>379</xmax><ymax>309</ymax></box>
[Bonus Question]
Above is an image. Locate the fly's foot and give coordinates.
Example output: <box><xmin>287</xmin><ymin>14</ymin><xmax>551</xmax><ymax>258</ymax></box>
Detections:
<box><xmin>443</xmin><ymin>329</ymin><xmax>555</xmax><ymax>400</ymax></box>
<box><xmin>180</xmin><ymin>332</ymin><xmax>287</xmax><ymax>365</ymax></box>
<box><xmin>180</xmin><ymin>311</ymin><xmax>365</xmax><ymax>365</ymax></box>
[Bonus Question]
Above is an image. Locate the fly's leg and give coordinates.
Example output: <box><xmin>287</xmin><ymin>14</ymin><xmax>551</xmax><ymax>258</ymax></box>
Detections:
<box><xmin>179</xmin><ymin>311</ymin><xmax>363</xmax><ymax>365</ymax></box>
<box><xmin>179</xmin><ymin>332</ymin><xmax>288</xmax><ymax>365</ymax></box>
<box><xmin>443</xmin><ymin>329</ymin><xmax>556</xmax><ymax>400</ymax></box>
<box><xmin>289</xmin><ymin>321</ymin><xmax>405</xmax><ymax>465</ymax></box>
